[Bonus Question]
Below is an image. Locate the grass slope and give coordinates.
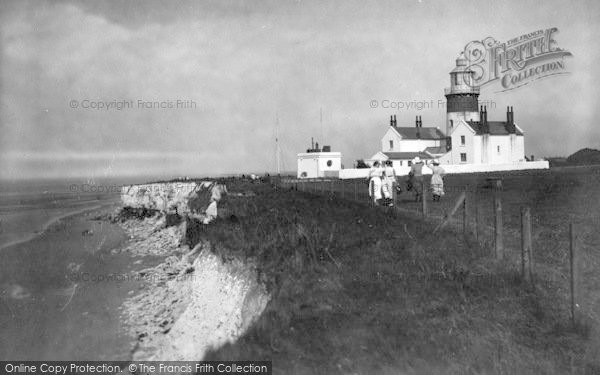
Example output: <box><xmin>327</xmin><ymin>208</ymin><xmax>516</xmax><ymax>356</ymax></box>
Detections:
<box><xmin>186</xmin><ymin>179</ymin><xmax>593</xmax><ymax>374</ymax></box>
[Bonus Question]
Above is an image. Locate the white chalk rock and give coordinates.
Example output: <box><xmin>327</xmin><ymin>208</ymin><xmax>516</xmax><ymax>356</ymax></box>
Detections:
<box><xmin>121</xmin><ymin>182</ymin><xmax>227</xmax><ymax>220</ymax></box>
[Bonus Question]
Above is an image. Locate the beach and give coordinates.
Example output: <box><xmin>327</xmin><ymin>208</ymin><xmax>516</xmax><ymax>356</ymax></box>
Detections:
<box><xmin>0</xmin><ymin>177</ymin><xmax>166</xmax><ymax>360</ymax></box>
<box><xmin>0</xmin><ymin>204</ymin><xmax>136</xmax><ymax>359</ymax></box>
<box><xmin>0</xmin><ymin>177</ymin><xmax>267</xmax><ymax>361</ymax></box>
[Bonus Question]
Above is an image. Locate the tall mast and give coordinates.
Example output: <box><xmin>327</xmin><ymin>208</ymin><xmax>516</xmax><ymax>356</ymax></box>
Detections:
<box><xmin>275</xmin><ymin>112</ymin><xmax>281</xmax><ymax>175</ymax></box>
<box><xmin>320</xmin><ymin>107</ymin><xmax>323</xmax><ymax>141</ymax></box>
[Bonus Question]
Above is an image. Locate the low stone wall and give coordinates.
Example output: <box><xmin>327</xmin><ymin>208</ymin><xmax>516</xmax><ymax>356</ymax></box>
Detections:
<box><xmin>337</xmin><ymin>160</ymin><xmax>550</xmax><ymax>179</ymax></box>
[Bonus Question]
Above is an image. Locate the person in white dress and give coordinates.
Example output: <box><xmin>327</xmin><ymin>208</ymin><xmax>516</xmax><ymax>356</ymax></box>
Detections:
<box><xmin>368</xmin><ymin>161</ymin><xmax>383</xmax><ymax>205</ymax></box>
<box><xmin>429</xmin><ymin>160</ymin><xmax>445</xmax><ymax>202</ymax></box>
<box><xmin>382</xmin><ymin>160</ymin><xmax>396</xmax><ymax>206</ymax></box>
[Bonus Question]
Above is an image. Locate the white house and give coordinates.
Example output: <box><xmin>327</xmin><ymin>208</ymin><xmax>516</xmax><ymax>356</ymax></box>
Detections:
<box><xmin>372</xmin><ymin>53</ymin><xmax>526</xmax><ymax>166</ymax></box>
<box><xmin>442</xmin><ymin>106</ymin><xmax>525</xmax><ymax>164</ymax></box>
<box><xmin>297</xmin><ymin>141</ymin><xmax>341</xmax><ymax>178</ymax></box>
<box><xmin>369</xmin><ymin>115</ymin><xmax>449</xmax><ymax>167</ymax></box>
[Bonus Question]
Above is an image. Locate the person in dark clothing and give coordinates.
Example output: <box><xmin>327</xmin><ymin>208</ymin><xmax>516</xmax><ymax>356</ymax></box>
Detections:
<box><xmin>409</xmin><ymin>156</ymin><xmax>425</xmax><ymax>202</ymax></box>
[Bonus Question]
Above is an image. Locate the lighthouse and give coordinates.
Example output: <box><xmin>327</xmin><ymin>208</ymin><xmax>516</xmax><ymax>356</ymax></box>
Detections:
<box><xmin>444</xmin><ymin>52</ymin><xmax>480</xmax><ymax>135</ymax></box>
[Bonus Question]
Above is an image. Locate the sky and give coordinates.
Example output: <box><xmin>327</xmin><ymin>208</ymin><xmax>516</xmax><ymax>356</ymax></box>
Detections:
<box><xmin>1</xmin><ymin>0</ymin><xmax>599</xmax><ymax>179</ymax></box>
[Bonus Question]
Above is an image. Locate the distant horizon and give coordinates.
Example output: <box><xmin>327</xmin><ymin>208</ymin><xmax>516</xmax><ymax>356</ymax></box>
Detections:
<box><xmin>1</xmin><ymin>0</ymin><xmax>599</xmax><ymax>179</ymax></box>
<box><xmin>0</xmin><ymin>170</ymin><xmax>301</xmax><ymax>183</ymax></box>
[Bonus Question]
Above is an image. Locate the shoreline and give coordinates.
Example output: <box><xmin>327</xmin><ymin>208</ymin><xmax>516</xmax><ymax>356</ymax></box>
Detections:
<box><xmin>0</xmin><ymin>201</ymin><xmax>118</xmax><ymax>252</ymax></box>
<box><xmin>0</xmin><ymin>203</ymin><xmax>140</xmax><ymax>360</ymax></box>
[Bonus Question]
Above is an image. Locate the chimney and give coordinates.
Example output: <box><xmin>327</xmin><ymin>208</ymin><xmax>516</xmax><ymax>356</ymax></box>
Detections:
<box><xmin>311</xmin><ymin>137</ymin><xmax>314</xmax><ymax>150</ymax></box>
<box><xmin>485</xmin><ymin>106</ymin><xmax>489</xmax><ymax>132</ymax></box>
<box><xmin>479</xmin><ymin>106</ymin><xmax>484</xmax><ymax>133</ymax></box>
<box><xmin>416</xmin><ymin>116</ymin><xmax>421</xmax><ymax>139</ymax></box>
<box><xmin>484</xmin><ymin>106</ymin><xmax>487</xmax><ymax>124</ymax></box>
<box><xmin>393</xmin><ymin>115</ymin><xmax>397</xmax><ymax>126</ymax></box>
<box><xmin>482</xmin><ymin>106</ymin><xmax>489</xmax><ymax>133</ymax></box>
<box><xmin>507</xmin><ymin>106</ymin><xmax>516</xmax><ymax>133</ymax></box>
<box><xmin>315</xmin><ymin>142</ymin><xmax>319</xmax><ymax>151</ymax></box>
<box><xmin>415</xmin><ymin>116</ymin><xmax>419</xmax><ymax>128</ymax></box>
<box><xmin>511</xmin><ymin>106</ymin><xmax>515</xmax><ymax>131</ymax></box>
<box><xmin>390</xmin><ymin>115</ymin><xmax>393</xmax><ymax>126</ymax></box>
<box><xmin>419</xmin><ymin>116</ymin><xmax>423</xmax><ymax>128</ymax></box>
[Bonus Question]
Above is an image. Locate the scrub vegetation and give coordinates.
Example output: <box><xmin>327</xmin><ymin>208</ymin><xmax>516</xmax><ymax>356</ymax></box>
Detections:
<box><xmin>180</xmin><ymin>169</ymin><xmax>599</xmax><ymax>374</ymax></box>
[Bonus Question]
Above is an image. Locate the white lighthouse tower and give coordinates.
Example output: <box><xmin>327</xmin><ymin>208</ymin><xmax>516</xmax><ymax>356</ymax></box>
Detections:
<box><xmin>444</xmin><ymin>53</ymin><xmax>480</xmax><ymax>135</ymax></box>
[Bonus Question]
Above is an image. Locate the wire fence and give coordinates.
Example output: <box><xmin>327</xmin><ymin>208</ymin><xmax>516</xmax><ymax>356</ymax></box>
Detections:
<box><xmin>272</xmin><ymin>170</ymin><xmax>600</xmax><ymax>328</ymax></box>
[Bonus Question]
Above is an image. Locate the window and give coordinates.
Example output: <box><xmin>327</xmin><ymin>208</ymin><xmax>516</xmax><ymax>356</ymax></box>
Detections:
<box><xmin>389</xmin><ymin>140</ymin><xmax>393</xmax><ymax>150</ymax></box>
<box><xmin>326</xmin><ymin>160</ymin><xmax>332</xmax><ymax>167</ymax></box>
<box><xmin>460</xmin><ymin>135</ymin><xmax>465</xmax><ymax>145</ymax></box>
<box><xmin>399</xmin><ymin>161</ymin><xmax>403</xmax><ymax>166</ymax></box>
<box><xmin>497</xmin><ymin>145</ymin><xmax>501</xmax><ymax>154</ymax></box>
<box><xmin>407</xmin><ymin>161</ymin><xmax>412</xmax><ymax>166</ymax></box>
<box><xmin>460</xmin><ymin>153</ymin><xmax>467</xmax><ymax>162</ymax></box>
<box><xmin>450</xmin><ymin>120</ymin><xmax>454</xmax><ymax>128</ymax></box>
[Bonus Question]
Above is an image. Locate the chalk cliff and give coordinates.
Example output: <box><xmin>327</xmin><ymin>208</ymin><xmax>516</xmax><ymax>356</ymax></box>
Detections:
<box><xmin>120</xmin><ymin>181</ymin><xmax>227</xmax><ymax>223</ymax></box>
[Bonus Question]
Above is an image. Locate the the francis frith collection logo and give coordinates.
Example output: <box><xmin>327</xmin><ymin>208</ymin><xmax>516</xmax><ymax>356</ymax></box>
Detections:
<box><xmin>462</xmin><ymin>27</ymin><xmax>573</xmax><ymax>92</ymax></box>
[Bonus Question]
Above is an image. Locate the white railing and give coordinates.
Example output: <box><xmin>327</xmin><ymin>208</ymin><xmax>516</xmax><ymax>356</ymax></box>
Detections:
<box><xmin>444</xmin><ymin>86</ymin><xmax>480</xmax><ymax>95</ymax></box>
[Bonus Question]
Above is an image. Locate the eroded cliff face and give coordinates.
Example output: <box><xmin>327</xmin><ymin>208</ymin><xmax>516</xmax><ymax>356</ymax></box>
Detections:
<box><xmin>152</xmin><ymin>248</ymin><xmax>269</xmax><ymax>360</ymax></box>
<box><xmin>120</xmin><ymin>182</ymin><xmax>227</xmax><ymax>216</ymax></box>
<box><xmin>118</xmin><ymin>205</ymin><xmax>269</xmax><ymax>361</ymax></box>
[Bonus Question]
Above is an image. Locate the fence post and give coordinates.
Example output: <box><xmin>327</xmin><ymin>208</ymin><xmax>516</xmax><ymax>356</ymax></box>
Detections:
<box><xmin>521</xmin><ymin>207</ymin><xmax>533</xmax><ymax>284</ymax></box>
<box><xmin>462</xmin><ymin>191</ymin><xmax>467</xmax><ymax>236</ymax></box>
<box><xmin>494</xmin><ymin>180</ymin><xmax>503</xmax><ymax>260</ymax></box>
<box><xmin>421</xmin><ymin>180</ymin><xmax>427</xmax><ymax>218</ymax></box>
<box><xmin>370</xmin><ymin>178</ymin><xmax>375</xmax><ymax>207</ymax></box>
<box><xmin>570</xmin><ymin>222</ymin><xmax>580</xmax><ymax>326</ymax></box>
<box><xmin>474</xmin><ymin>201</ymin><xmax>479</xmax><ymax>243</ymax></box>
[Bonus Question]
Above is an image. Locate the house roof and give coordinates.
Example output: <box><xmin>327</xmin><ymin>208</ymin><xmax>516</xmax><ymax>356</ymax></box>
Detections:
<box><xmin>424</xmin><ymin>146</ymin><xmax>448</xmax><ymax>155</ymax></box>
<box><xmin>393</xmin><ymin>126</ymin><xmax>446</xmax><ymax>140</ymax></box>
<box><xmin>383</xmin><ymin>152</ymin><xmax>433</xmax><ymax>160</ymax></box>
<box><xmin>465</xmin><ymin>121</ymin><xmax>524</xmax><ymax>136</ymax></box>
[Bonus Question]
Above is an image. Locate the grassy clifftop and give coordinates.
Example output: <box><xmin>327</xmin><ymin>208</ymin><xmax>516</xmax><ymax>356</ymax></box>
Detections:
<box><xmin>187</xmin><ymin>179</ymin><xmax>594</xmax><ymax>374</ymax></box>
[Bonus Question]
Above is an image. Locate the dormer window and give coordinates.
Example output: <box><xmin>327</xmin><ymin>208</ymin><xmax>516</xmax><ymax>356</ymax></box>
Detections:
<box><xmin>389</xmin><ymin>140</ymin><xmax>393</xmax><ymax>150</ymax></box>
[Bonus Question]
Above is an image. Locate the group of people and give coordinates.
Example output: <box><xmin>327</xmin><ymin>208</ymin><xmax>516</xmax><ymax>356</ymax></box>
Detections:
<box><xmin>368</xmin><ymin>156</ymin><xmax>445</xmax><ymax>206</ymax></box>
<box><xmin>368</xmin><ymin>160</ymin><xmax>397</xmax><ymax>206</ymax></box>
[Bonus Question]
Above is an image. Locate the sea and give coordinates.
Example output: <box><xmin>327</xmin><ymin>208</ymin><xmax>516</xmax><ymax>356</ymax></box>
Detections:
<box><xmin>0</xmin><ymin>176</ymin><xmax>161</xmax><ymax>360</ymax></box>
<box><xmin>0</xmin><ymin>177</ymin><xmax>147</xmax><ymax>250</ymax></box>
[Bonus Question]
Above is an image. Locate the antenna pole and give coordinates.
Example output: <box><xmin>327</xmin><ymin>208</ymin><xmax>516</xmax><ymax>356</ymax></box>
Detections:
<box><xmin>275</xmin><ymin>113</ymin><xmax>281</xmax><ymax>175</ymax></box>
<box><xmin>320</xmin><ymin>107</ymin><xmax>323</xmax><ymax>141</ymax></box>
